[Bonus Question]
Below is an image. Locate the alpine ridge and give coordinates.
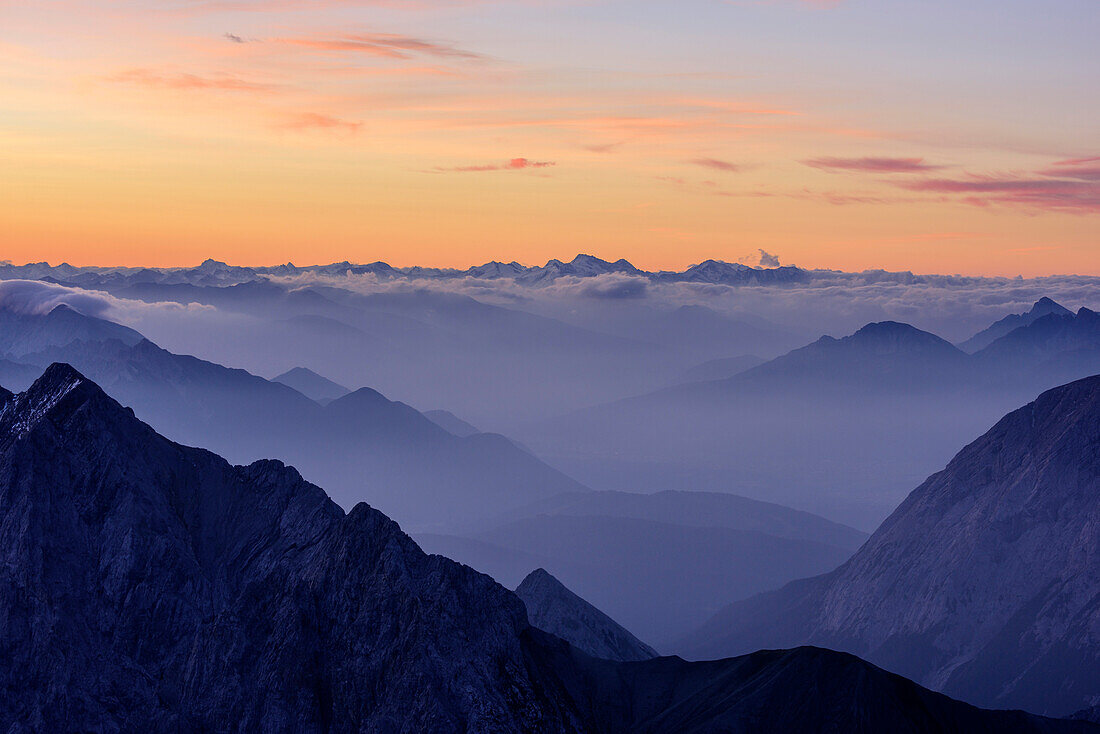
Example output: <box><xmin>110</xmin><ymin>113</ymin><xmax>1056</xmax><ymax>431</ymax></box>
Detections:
<box><xmin>0</xmin><ymin>364</ymin><xmax>1093</xmax><ymax>732</ymax></box>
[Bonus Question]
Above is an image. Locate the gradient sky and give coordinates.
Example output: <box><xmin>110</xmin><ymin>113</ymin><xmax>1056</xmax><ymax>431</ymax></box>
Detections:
<box><xmin>1</xmin><ymin>0</ymin><xmax>1097</xmax><ymax>275</ymax></box>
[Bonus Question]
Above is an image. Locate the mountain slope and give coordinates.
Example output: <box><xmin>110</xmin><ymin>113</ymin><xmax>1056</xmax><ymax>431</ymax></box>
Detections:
<box><xmin>679</xmin><ymin>374</ymin><xmax>1100</xmax><ymax>716</ymax></box>
<box><xmin>0</xmin><ymin>364</ymin><xmax>574</xmax><ymax>731</ymax></box>
<box><xmin>960</xmin><ymin>297</ymin><xmax>1073</xmax><ymax>353</ymax></box>
<box><xmin>516</xmin><ymin>569</ymin><xmax>658</xmax><ymax>662</ymax></box>
<box><xmin>0</xmin><ymin>365</ymin><xmax>1092</xmax><ymax>733</ymax></box>
<box><xmin>18</xmin><ymin>337</ymin><xmax>587</xmax><ymax>529</ymax></box>
<box><xmin>272</xmin><ymin>366</ymin><xmax>350</xmax><ymax>403</ymax></box>
<box><xmin>0</xmin><ymin>303</ymin><xmax>142</xmax><ymax>358</ymax></box>
<box><xmin>974</xmin><ymin>307</ymin><xmax>1100</xmax><ymax>386</ymax></box>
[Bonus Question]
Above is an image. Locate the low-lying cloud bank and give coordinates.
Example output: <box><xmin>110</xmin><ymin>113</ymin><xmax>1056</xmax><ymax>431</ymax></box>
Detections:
<box><xmin>2</xmin><ymin>259</ymin><xmax>1098</xmax><ymax>344</ymax></box>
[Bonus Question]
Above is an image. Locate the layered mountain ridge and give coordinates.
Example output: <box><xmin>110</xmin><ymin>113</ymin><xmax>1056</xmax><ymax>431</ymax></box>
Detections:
<box><xmin>0</xmin><ymin>364</ymin><xmax>1093</xmax><ymax>732</ymax></box>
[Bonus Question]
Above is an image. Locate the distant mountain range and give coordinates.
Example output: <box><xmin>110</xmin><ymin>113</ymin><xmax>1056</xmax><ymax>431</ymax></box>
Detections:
<box><xmin>1</xmin><ymin>364</ymin><xmax>1092</xmax><ymax>732</ymax></box>
<box><xmin>523</xmin><ymin>300</ymin><xmax>1100</xmax><ymax>529</ymax></box>
<box><xmin>678</xmin><ymin>374</ymin><xmax>1100</xmax><ymax>716</ymax></box>
<box><xmin>3</xmin><ymin>254</ymin><xmax>810</xmax><ymax>287</ymax></box>
<box><xmin>0</xmin><ymin>305</ymin><xmax>586</xmax><ymax>530</ymax></box>
<box><xmin>959</xmin><ymin>296</ymin><xmax>1073</xmax><ymax>352</ymax></box>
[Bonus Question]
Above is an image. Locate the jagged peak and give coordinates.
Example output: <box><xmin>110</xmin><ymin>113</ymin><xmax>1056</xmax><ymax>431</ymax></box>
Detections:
<box><xmin>0</xmin><ymin>363</ymin><xmax>104</xmax><ymax>440</ymax></box>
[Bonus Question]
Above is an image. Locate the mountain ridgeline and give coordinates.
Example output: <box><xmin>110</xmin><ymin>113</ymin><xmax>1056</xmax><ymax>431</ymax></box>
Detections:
<box><xmin>679</xmin><ymin>373</ymin><xmax>1100</xmax><ymax>716</ymax></box>
<box><xmin>0</xmin><ymin>364</ymin><xmax>1094</xmax><ymax>732</ymax></box>
<box><xmin>516</xmin><ymin>569</ymin><xmax>658</xmax><ymax>662</ymax></box>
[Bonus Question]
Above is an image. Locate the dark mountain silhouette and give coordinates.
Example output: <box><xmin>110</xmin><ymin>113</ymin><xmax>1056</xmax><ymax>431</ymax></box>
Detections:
<box><xmin>15</xmin><ymin>337</ymin><xmax>586</xmax><ymax>530</ymax></box>
<box><xmin>272</xmin><ymin>366</ymin><xmax>350</xmax><ymax>404</ymax></box>
<box><xmin>678</xmin><ymin>375</ymin><xmax>1100</xmax><ymax>716</ymax></box>
<box><xmin>0</xmin><ymin>365</ymin><xmax>1091</xmax><ymax>733</ymax></box>
<box><xmin>728</xmin><ymin>320</ymin><xmax>972</xmax><ymax>392</ymax></box>
<box><xmin>516</xmin><ymin>569</ymin><xmax>658</xmax><ymax>662</ymax></box>
<box><xmin>974</xmin><ymin>307</ymin><xmax>1100</xmax><ymax>387</ymax></box>
<box><xmin>960</xmin><ymin>297</ymin><xmax>1073</xmax><ymax>353</ymax></box>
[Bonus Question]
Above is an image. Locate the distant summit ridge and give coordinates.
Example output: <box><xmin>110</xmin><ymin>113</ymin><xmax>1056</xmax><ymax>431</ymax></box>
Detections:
<box><xmin>960</xmin><ymin>297</ymin><xmax>1074</xmax><ymax>352</ymax></box>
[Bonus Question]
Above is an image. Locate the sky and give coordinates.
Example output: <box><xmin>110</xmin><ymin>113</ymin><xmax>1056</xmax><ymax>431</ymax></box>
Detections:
<box><xmin>1</xmin><ymin>0</ymin><xmax>1097</xmax><ymax>275</ymax></box>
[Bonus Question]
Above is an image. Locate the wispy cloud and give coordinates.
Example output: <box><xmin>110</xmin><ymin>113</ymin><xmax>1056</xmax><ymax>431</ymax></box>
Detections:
<box><xmin>690</xmin><ymin>158</ymin><xmax>743</xmax><ymax>172</ymax></box>
<box><xmin>274</xmin><ymin>32</ymin><xmax>484</xmax><ymax>60</ymax></box>
<box><xmin>896</xmin><ymin>169</ymin><xmax>1100</xmax><ymax>213</ymax></box>
<box><xmin>280</xmin><ymin>112</ymin><xmax>362</xmax><ymax>134</ymax></box>
<box><xmin>432</xmin><ymin>157</ymin><xmax>555</xmax><ymax>172</ymax></box>
<box><xmin>803</xmin><ymin>156</ymin><xmax>945</xmax><ymax>173</ymax></box>
<box><xmin>1040</xmin><ymin>156</ymin><xmax>1100</xmax><ymax>182</ymax></box>
<box><xmin>107</xmin><ymin>68</ymin><xmax>276</xmax><ymax>93</ymax></box>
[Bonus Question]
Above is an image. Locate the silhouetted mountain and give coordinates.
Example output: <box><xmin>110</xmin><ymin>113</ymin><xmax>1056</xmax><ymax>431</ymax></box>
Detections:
<box><xmin>523</xmin><ymin>320</ymin><xmax>994</xmax><ymax>529</ymax></box>
<box><xmin>960</xmin><ymin>297</ymin><xmax>1073</xmax><ymax>353</ymax></box>
<box><xmin>1</xmin><ymin>365</ymin><xmax>1090</xmax><ymax>732</ymax></box>
<box><xmin>975</xmin><ymin>307</ymin><xmax>1100</xmax><ymax>388</ymax></box>
<box><xmin>516</xmin><ymin>569</ymin><xmax>658</xmax><ymax>662</ymax></box>
<box><xmin>731</xmin><ymin>320</ymin><xmax>971</xmax><ymax>392</ymax></box>
<box><xmin>272</xmin><ymin>366</ymin><xmax>349</xmax><ymax>404</ymax></box>
<box><xmin>0</xmin><ymin>304</ymin><xmax>142</xmax><ymax>358</ymax></box>
<box><xmin>678</xmin><ymin>375</ymin><xmax>1100</xmax><ymax>716</ymax></box>
<box><xmin>423</xmin><ymin>409</ymin><xmax>481</xmax><ymax>437</ymax></box>
<box><xmin>16</xmin><ymin>337</ymin><xmax>586</xmax><ymax>529</ymax></box>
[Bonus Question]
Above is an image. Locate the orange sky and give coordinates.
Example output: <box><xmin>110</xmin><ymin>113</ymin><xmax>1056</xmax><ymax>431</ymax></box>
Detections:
<box><xmin>1</xmin><ymin>0</ymin><xmax>1097</xmax><ymax>275</ymax></box>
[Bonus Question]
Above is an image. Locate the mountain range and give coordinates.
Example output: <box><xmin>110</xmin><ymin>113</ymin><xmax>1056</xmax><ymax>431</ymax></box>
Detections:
<box><xmin>0</xmin><ymin>306</ymin><xmax>587</xmax><ymax>529</ymax></box>
<box><xmin>1</xmin><ymin>363</ymin><xmax>1093</xmax><ymax>732</ymax></box>
<box><xmin>522</xmin><ymin>301</ymin><xmax>1100</xmax><ymax>529</ymax></box>
<box><xmin>678</xmin><ymin>374</ymin><xmax>1100</xmax><ymax>716</ymax></box>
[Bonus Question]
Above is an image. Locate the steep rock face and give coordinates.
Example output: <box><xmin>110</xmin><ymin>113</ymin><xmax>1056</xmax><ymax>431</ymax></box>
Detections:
<box><xmin>679</xmin><ymin>374</ymin><xmax>1100</xmax><ymax>716</ymax></box>
<box><xmin>516</xmin><ymin>569</ymin><xmax>658</xmax><ymax>662</ymax></box>
<box><xmin>0</xmin><ymin>364</ymin><xmax>577</xmax><ymax>732</ymax></box>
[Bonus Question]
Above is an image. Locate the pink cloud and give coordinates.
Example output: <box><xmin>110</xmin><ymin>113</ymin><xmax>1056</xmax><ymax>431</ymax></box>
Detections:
<box><xmin>281</xmin><ymin>112</ymin><xmax>362</xmax><ymax>134</ymax></box>
<box><xmin>803</xmin><ymin>156</ymin><xmax>945</xmax><ymax>173</ymax></box>
<box><xmin>433</xmin><ymin>157</ymin><xmax>555</xmax><ymax>172</ymax></box>
<box><xmin>107</xmin><ymin>68</ymin><xmax>276</xmax><ymax>93</ymax></box>
<box><xmin>1041</xmin><ymin>156</ymin><xmax>1100</xmax><ymax>182</ymax></box>
<box><xmin>690</xmin><ymin>158</ymin><xmax>742</xmax><ymax>172</ymax></box>
<box><xmin>896</xmin><ymin>172</ymin><xmax>1100</xmax><ymax>213</ymax></box>
<box><xmin>274</xmin><ymin>33</ymin><xmax>484</xmax><ymax>60</ymax></box>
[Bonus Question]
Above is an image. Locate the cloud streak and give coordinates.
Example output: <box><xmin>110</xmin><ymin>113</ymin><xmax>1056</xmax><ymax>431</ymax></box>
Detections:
<box><xmin>690</xmin><ymin>158</ymin><xmax>743</xmax><ymax>172</ymax></box>
<box><xmin>432</xmin><ymin>157</ymin><xmax>555</xmax><ymax>172</ymax></box>
<box><xmin>803</xmin><ymin>156</ymin><xmax>945</xmax><ymax>173</ymax></box>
